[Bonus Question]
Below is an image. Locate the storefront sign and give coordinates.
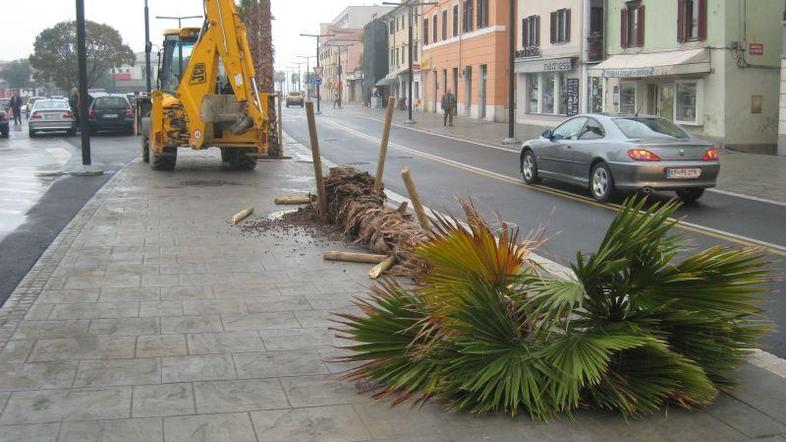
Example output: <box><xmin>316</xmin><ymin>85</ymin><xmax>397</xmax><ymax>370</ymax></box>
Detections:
<box><xmin>516</xmin><ymin>57</ymin><xmax>575</xmax><ymax>74</ymax></box>
<box><xmin>515</xmin><ymin>46</ymin><xmax>541</xmax><ymax>59</ymax></box>
<box><xmin>544</xmin><ymin>59</ymin><xmax>573</xmax><ymax>72</ymax></box>
<box><xmin>601</xmin><ymin>67</ymin><xmax>656</xmax><ymax>78</ymax></box>
<box><xmin>565</xmin><ymin>78</ymin><xmax>580</xmax><ymax>117</ymax></box>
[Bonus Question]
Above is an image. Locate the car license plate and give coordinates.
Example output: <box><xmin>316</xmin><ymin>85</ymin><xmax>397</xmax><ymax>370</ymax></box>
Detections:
<box><xmin>103</xmin><ymin>114</ymin><xmax>118</xmax><ymax>119</ymax></box>
<box><xmin>667</xmin><ymin>168</ymin><xmax>702</xmax><ymax>179</ymax></box>
<box><xmin>43</xmin><ymin>113</ymin><xmax>57</xmax><ymax>120</ymax></box>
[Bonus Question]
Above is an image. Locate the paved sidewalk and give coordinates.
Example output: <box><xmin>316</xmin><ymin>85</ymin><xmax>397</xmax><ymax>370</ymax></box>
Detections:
<box><xmin>0</xmin><ymin>137</ymin><xmax>782</xmax><ymax>441</ymax></box>
<box><xmin>329</xmin><ymin>104</ymin><xmax>786</xmax><ymax>204</ymax></box>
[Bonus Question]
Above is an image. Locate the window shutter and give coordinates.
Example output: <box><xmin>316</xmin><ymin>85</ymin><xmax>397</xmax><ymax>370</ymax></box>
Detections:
<box><xmin>523</xmin><ymin>18</ymin><xmax>529</xmax><ymax>47</ymax></box>
<box><xmin>565</xmin><ymin>9</ymin><xmax>571</xmax><ymax>42</ymax></box>
<box><xmin>677</xmin><ymin>0</ymin><xmax>685</xmax><ymax>42</ymax></box>
<box><xmin>637</xmin><ymin>5</ymin><xmax>645</xmax><ymax>46</ymax></box>
<box><xmin>536</xmin><ymin>16</ymin><xmax>541</xmax><ymax>46</ymax></box>
<box><xmin>621</xmin><ymin>8</ymin><xmax>628</xmax><ymax>48</ymax></box>
<box><xmin>550</xmin><ymin>12</ymin><xmax>557</xmax><ymax>44</ymax></box>
<box><xmin>698</xmin><ymin>0</ymin><xmax>707</xmax><ymax>40</ymax></box>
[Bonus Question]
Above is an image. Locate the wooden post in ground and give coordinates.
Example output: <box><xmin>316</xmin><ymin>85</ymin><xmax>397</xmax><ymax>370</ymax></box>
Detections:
<box><xmin>401</xmin><ymin>168</ymin><xmax>430</xmax><ymax>229</ymax></box>
<box><xmin>305</xmin><ymin>100</ymin><xmax>328</xmax><ymax>221</ymax></box>
<box><xmin>374</xmin><ymin>97</ymin><xmax>396</xmax><ymax>194</ymax></box>
<box><xmin>277</xmin><ymin>93</ymin><xmax>283</xmax><ymax>154</ymax></box>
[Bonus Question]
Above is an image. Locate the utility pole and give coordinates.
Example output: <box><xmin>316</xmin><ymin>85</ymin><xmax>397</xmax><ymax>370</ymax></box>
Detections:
<box><xmin>502</xmin><ymin>0</ymin><xmax>519</xmax><ymax>145</ymax></box>
<box><xmin>73</xmin><ymin>0</ymin><xmax>101</xmax><ymax>175</ymax></box>
<box><xmin>144</xmin><ymin>0</ymin><xmax>152</xmax><ymax>92</ymax></box>
<box><xmin>300</xmin><ymin>33</ymin><xmax>335</xmax><ymax>114</ymax></box>
<box><xmin>297</xmin><ymin>55</ymin><xmax>315</xmax><ymax>99</ymax></box>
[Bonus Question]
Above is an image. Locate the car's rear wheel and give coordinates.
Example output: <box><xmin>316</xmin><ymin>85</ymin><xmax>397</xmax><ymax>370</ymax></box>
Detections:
<box><xmin>590</xmin><ymin>162</ymin><xmax>615</xmax><ymax>202</ymax></box>
<box><xmin>676</xmin><ymin>189</ymin><xmax>704</xmax><ymax>204</ymax></box>
<box><xmin>521</xmin><ymin>151</ymin><xmax>541</xmax><ymax>185</ymax></box>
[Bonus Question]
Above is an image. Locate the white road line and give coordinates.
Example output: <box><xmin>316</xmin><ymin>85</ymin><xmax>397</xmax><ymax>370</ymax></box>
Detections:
<box><xmin>282</xmin><ymin>128</ymin><xmax>786</xmax><ymax>378</ymax></box>
<box><xmin>707</xmin><ymin>188</ymin><xmax>786</xmax><ymax>208</ymax></box>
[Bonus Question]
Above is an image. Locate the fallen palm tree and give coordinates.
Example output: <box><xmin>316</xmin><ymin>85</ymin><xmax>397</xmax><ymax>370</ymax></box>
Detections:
<box><xmin>334</xmin><ymin>197</ymin><xmax>773</xmax><ymax>420</ymax></box>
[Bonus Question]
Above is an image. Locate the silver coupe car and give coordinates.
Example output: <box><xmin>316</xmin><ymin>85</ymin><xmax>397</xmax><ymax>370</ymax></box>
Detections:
<box><xmin>519</xmin><ymin>114</ymin><xmax>720</xmax><ymax>203</ymax></box>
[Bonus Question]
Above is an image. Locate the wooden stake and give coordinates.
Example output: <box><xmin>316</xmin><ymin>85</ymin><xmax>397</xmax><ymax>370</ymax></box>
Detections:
<box><xmin>323</xmin><ymin>251</ymin><xmax>389</xmax><ymax>264</ymax></box>
<box><xmin>227</xmin><ymin>207</ymin><xmax>254</xmax><ymax>225</ymax></box>
<box><xmin>305</xmin><ymin>100</ymin><xmax>328</xmax><ymax>221</ymax></box>
<box><xmin>395</xmin><ymin>201</ymin><xmax>408</xmax><ymax>214</ymax></box>
<box><xmin>374</xmin><ymin>97</ymin><xmax>396</xmax><ymax>194</ymax></box>
<box><xmin>401</xmin><ymin>168</ymin><xmax>430</xmax><ymax>229</ymax></box>
<box><xmin>277</xmin><ymin>93</ymin><xmax>283</xmax><ymax>156</ymax></box>
<box><xmin>274</xmin><ymin>195</ymin><xmax>312</xmax><ymax>205</ymax></box>
<box><xmin>369</xmin><ymin>255</ymin><xmax>396</xmax><ymax>279</ymax></box>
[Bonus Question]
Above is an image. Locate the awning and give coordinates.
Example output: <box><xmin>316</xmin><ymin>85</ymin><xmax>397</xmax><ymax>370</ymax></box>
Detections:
<box><xmin>375</xmin><ymin>77</ymin><xmax>397</xmax><ymax>87</ymax></box>
<box><xmin>385</xmin><ymin>66</ymin><xmax>409</xmax><ymax>80</ymax></box>
<box><xmin>588</xmin><ymin>48</ymin><xmax>711</xmax><ymax>78</ymax></box>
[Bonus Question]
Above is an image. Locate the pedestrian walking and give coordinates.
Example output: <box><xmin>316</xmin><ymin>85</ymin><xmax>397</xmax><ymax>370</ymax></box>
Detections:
<box><xmin>9</xmin><ymin>91</ymin><xmax>23</xmax><ymax>125</ymax></box>
<box><xmin>332</xmin><ymin>91</ymin><xmax>341</xmax><ymax>109</ymax></box>
<box><xmin>441</xmin><ymin>89</ymin><xmax>456</xmax><ymax>127</ymax></box>
<box><xmin>69</xmin><ymin>87</ymin><xmax>79</xmax><ymax>126</ymax></box>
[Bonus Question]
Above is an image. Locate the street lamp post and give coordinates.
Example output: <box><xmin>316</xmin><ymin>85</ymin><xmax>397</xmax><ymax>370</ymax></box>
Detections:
<box><xmin>300</xmin><ymin>33</ymin><xmax>335</xmax><ymax>114</ymax></box>
<box><xmin>289</xmin><ymin>62</ymin><xmax>306</xmax><ymax>92</ymax></box>
<box><xmin>383</xmin><ymin>1</ymin><xmax>437</xmax><ymax>125</ymax></box>
<box><xmin>297</xmin><ymin>55</ymin><xmax>316</xmax><ymax>99</ymax></box>
<box><xmin>502</xmin><ymin>0</ymin><xmax>519</xmax><ymax>145</ymax></box>
<box><xmin>72</xmin><ymin>0</ymin><xmax>101</xmax><ymax>175</ymax></box>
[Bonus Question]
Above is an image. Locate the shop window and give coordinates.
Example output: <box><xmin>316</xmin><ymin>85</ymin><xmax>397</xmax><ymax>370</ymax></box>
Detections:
<box><xmin>678</xmin><ymin>0</ymin><xmax>706</xmax><ymax>42</ymax></box>
<box><xmin>463</xmin><ymin>0</ymin><xmax>474</xmax><ymax>33</ymax></box>
<box><xmin>522</xmin><ymin>15</ymin><xmax>540</xmax><ymax>47</ymax></box>
<box><xmin>477</xmin><ymin>0</ymin><xmax>489</xmax><ymax>29</ymax></box>
<box><xmin>542</xmin><ymin>73</ymin><xmax>555</xmax><ymax>114</ymax></box>
<box><xmin>621</xmin><ymin>1</ymin><xmax>644</xmax><ymax>48</ymax></box>
<box><xmin>442</xmin><ymin>10</ymin><xmax>448</xmax><ymax>40</ymax></box>
<box><xmin>550</xmin><ymin>9</ymin><xmax>571</xmax><ymax>44</ymax></box>
<box><xmin>674</xmin><ymin>80</ymin><xmax>703</xmax><ymax>125</ymax></box>
<box><xmin>453</xmin><ymin>6</ymin><xmax>459</xmax><ymax>37</ymax></box>
<box><xmin>424</xmin><ymin>18</ymin><xmax>429</xmax><ymax>45</ymax></box>
<box><xmin>589</xmin><ymin>77</ymin><xmax>604</xmax><ymax>113</ymax></box>
<box><xmin>527</xmin><ymin>74</ymin><xmax>539</xmax><ymax>113</ymax></box>
<box><xmin>619</xmin><ymin>82</ymin><xmax>636</xmax><ymax>113</ymax></box>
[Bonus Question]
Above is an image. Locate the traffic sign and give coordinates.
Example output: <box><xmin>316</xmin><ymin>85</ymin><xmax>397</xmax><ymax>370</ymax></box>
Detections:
<box><xmin>316</xmin><ymin>77</ymin><xmax>323</xmax><ymax>86</ymax></box>
<box><xmin>314</xmin><ymin>66</ymin><xmax>323</xmax><ymax>77</ymax></box>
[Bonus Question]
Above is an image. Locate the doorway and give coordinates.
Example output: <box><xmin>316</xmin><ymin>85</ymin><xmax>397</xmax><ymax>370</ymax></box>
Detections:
<box><xmin>479</xmin><ymin>64</ymin><xmax>487</xmax><ymax>119</ymax></box>
<box><xmin>464</xmin><ymin>66</ymin><xmax>472</xmax><ymax>117</ymax></box>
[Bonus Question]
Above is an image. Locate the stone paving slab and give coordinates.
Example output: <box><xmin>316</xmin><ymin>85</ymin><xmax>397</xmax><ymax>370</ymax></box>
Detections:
<box><xmin>0</xmin><ymin>143</ymin><xmax>781</xmax><ymax>441</ymax></box>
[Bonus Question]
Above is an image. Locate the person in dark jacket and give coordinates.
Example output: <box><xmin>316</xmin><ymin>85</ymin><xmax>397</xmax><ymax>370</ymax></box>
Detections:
<box><xmin>9</xmin><ymin>91</ymin><xmax>22</xmax><ymax>125</ymax></box>
<box><xmin>440</xmin><ymin>89</ymin><xmax>456</xmax><ymax>127</ymax></box>
<box><xmin>69</xmin><ymin>87</ymin><xmax>79</xmax><ymax>125</ymax></box>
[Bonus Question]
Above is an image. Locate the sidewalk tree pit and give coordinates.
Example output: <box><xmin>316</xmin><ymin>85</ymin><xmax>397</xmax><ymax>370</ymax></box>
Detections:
<box><xmin>332</xmin><ymin>197</ymin><xmax>773</xmax><ymax>420</ymax></box>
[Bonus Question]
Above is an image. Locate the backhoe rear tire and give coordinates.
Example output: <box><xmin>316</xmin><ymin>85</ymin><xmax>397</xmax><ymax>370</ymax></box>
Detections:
<box><xmin>141</xmin><ymin>136</ymin><xmax>150</xmax><ymax>163</ymax></box>
<box><xmin>227</xmin><ymin>148</ymin><xmax>257</xmax><ymax>170</ymax></box>
<box><xmin>152</xmin><ymin>147</ymin><xmax>177</xmax><ymax>171</ymax></box>
<box><xmin>220</xmin><ymin>147</ymin><xmax>230</xmax><ymax>162</ymax></box>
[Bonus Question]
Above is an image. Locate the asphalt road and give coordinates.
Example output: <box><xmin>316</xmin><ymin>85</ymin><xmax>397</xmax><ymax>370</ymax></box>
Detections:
<box><xmin>282</xmin><ymin>106</ymin><xmax>786</xmax><ymax>359</ymax></box>
<box><xmin>0</xmin><ymin>123</ymin><xmax>139</xmax><ymax>304</ymax></box>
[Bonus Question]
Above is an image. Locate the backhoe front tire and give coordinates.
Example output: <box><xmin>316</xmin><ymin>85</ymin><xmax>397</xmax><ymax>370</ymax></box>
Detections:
<box><xmin>152</xmin><ymin>146</ymin><xmax>177</xmax><ymax>171</ymax></box>
<box><xmin>141</xmin><ymin>136</ymin><xmax>150</xmax><ymax>163</ymax></box>
<box><xmin>227</xmin><ymin>148</ymin><xmax>257</xmax><ymax>170</ymax></box>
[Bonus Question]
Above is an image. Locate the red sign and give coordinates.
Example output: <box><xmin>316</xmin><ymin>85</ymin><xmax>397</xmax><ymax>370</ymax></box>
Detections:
<box><xmin>412</xmin><ymin>63</ymin><xmax>421</xmax><ymax>71</ymax></box>
<box><xmin>749</xmin><ymin>43</ymin><xmax>764</xmax><ymax>55</ymax></box>
<box><xmin>313</xmin><ymin>66</ymin><xmax>323</xmax><ymax>78</ymax></box>
<box><xmin>113</xmin><ymin>73</ymin><xmax>132</xmax><ymax>80</ymax></box>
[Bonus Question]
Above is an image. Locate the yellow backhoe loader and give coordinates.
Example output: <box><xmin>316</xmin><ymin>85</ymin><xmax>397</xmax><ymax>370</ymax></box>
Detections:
<box><xmin>141</xmin><ymin>0</ymin><xmax>273</xmax><ymax>170</ymax></box>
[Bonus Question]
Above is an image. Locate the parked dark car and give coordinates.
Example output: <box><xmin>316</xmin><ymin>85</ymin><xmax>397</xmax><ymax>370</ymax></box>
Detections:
<box><xmin>0</xmin><ymin>108</ymin><xmax>9</xmax><ymax>138</ymax></box>
<box><xmin>519</xmin><ymin>114</ymin><xmax>720</xmax><ymax>203</ymax></box>
<box><xmin>88</xmin><ymin>95</ymin><xmax>134</xmax><ymax>134</ymax></box>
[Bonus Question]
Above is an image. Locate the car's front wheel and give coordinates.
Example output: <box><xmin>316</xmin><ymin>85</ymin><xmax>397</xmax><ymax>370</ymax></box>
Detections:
<box><xmin>590</xmin><ymin>162</ymin><xmax>615</xmax><ymax>202</ymax></box>
<box><xmin>676</xmin><ymin>189</ymin><xmax>704</xmax><ymax>204</ymax></box>
<box><xmin>521</xmin><ymin>151</ymin><xmax>541</xmax><ymax>184</ymax></box>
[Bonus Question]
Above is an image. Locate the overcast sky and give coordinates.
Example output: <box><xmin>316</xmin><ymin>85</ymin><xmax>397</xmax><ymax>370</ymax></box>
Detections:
<box><xmin>1</xmin><ymin>0</ymin><xmax>386</xmax><ymax>72</ymax></box>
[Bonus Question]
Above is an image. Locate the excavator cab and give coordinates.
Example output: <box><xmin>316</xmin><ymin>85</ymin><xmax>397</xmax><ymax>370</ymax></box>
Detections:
<box><xmin>141</xmin><ymin>0</ymin><xmax>273</xmax><ymax>171</ymax></box>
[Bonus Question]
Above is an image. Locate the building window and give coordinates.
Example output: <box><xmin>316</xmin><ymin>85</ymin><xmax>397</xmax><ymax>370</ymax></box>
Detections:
<box><xmin>678</xmin><ymin>0</ymin><xmax>706</xmax><ymax>42</ymax></box>
<box><xmin>674</xmin><ymin>80</ymin><xmax>703</xmax><ymax>125</ymax></box>
<box><xmin>424</xmin><ymin>18</ymin><xmax>429</xmax><ymax>45</ymax></box>
<box><xmin>463</xmin><ymin>0</ymin><xmax>474</xmax><ymax>33</ymax></box>
<box><xmin>442</xmin><ymin>10</ymin><xmax>448</xmax><ymax>40</ymax></box>
<box><xmin>477</xmin><ymin>0</ymin><xmax>489</xmax><ymax>29</ymax></box>
<box><xmin>621</xmin><ymin>1</ymin><xmax>645</xmax><ymax>48</ymax></box>
<box><xmin>433</xmin><ymin>14</ymin><xmax>438</xmax><ymax>42</ymax></box>
<box><xmin>542</xmin><ymin>73</ymin><xmax>555</xmax><ymax>114</ymax></box>
<box><xmin>550</xmin><ymin>9</ymin><xmax>571</xmax><ymax>44</ymax></box>
<box><xmin>619</xmin><ymin>81</ymin><xmax>636</xmax><ymax>113</ymax></box>
<box><xmin>526</xmin><ymin>74</ymin><xmax>539</xmax><ymax>113</ymax></box>
<box><xmin>522</xmin><ymin>15</ymin><xmax>540</xmax><ymax>47</ymax></box>
<box><xmin>453</xmin><ymin>5</ymin><xmax>459</xmax><ymax>37</ymax></box>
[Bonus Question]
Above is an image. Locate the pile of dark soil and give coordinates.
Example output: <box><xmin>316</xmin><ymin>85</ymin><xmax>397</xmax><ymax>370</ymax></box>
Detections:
<box><xmin>239</xmin><ymin>206</ymin><xmax>347</xmax><ymax>247</ymax></box>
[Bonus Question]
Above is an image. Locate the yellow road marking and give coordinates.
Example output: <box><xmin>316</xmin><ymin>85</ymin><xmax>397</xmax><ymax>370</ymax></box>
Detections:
<box><xmin>325</xmin><ymin>119</ymin><xmax>786</xmax><ymax>257</ymax></box>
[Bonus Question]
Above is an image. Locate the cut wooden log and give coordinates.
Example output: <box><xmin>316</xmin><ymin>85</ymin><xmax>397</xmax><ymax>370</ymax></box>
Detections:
<box><xmin>401</xmin><ymin>168</ymin><xmax>430</xmax><ymax>229</ymax></box>
<box><xmin>227</xmin><ymin>207</ymin><xmax>254</xmax><ymax>225</ymax></box>
<box><xmin>305</xmin><ymin>100</ymin><xmax>328</xmax><ymax>221</ymax></box>
<box><xmin>369</xmin><ymin>255</ymin><xmax>397</xmax><ymax>279</ymax></box>
<box><xmin>274</xmin><ymin>195</ymin><xmax>311</xmax><ymax>205</ymax></box>
<box><xmin>374</xmin><ymin>97</ymin><xmax>396</xmax><ymax>194</ymax></box>
<box><xmin>323</xmin><ymin>251</ymin><xmax>389</xmax><ymax>264</ymax></box>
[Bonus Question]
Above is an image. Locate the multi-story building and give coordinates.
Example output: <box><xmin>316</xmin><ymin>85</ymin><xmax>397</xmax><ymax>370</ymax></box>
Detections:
<box><xmin>112</xmin><ymin>52</ymin><xmax>160</xmax><ymax>94</ymax></box>
<box><xmin>319</xmin><ymin>6</ymin><xmax>394</xmax><ymax>105</ymax></box>
<box><xmin>421</xmin><ymin>0</ymin><xmax>511</xmax><ymax>121</ymax></box>
<box><xmin>377</xmin><ymin>3</ymin><xmax>423</xmax><ymax>109</ymax></box>
<box><xmin>593</xmin><ymin>0</ymin><xmax>782</xmax><ymax>153</ymax></box>
<box><xmin>514</xmin><ymin>0</ymin><xmax>606</xmax><ymax>126</ymax></box>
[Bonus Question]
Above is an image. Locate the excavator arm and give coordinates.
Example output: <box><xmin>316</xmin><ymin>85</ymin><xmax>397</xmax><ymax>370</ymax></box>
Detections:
<box><xmin>176</xmin><ymin>0</ymin><xmax>267</xmax><ymax>149</ymax></box>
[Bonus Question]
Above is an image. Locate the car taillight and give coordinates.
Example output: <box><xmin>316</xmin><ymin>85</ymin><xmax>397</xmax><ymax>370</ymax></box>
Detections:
<box><xmin>702</xmin><ymin>147</ymin><xmax>719</xmax><ymax>161</ymax></box>
<box><xmin>63</xmin><ymin>112</ymin><xmax>75</xmax><ymax>120</ymax></box>
<box><xmin>124</xmin><ymin>107</ymin><xmax>133</xmax><ymax>118</ymax></box>
<box><xmin>30</xmin><ymin>112</ymin><xmax>42</xmax><ymax>120</ymax></box>
<box><xmin>627</xmin><ymin>148</ymin><xmax>661</xmax><ymax>161</ymax></box>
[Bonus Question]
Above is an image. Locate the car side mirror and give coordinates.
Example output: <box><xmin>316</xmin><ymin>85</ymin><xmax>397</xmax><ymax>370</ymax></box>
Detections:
<box><xmin>542</xmin><ymin>130</ymin><xmax>553</xmax><ymax>140</ymax></box>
